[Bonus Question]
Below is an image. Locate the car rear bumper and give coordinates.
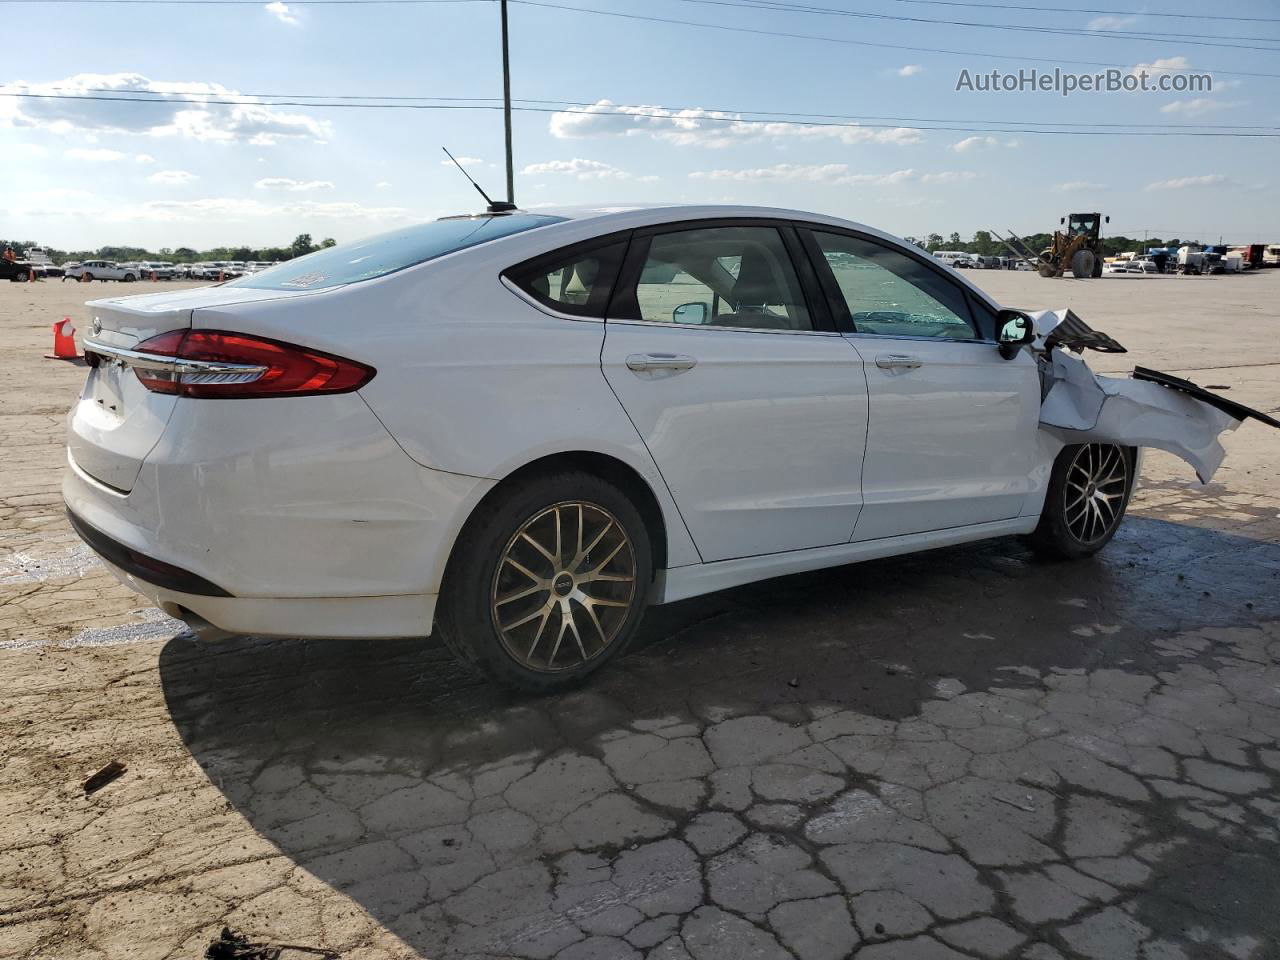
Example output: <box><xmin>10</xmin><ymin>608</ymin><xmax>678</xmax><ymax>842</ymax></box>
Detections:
<box><xmin>63</xmin><ymin>392</ymin><xmax>495</xmax><ymax>638</ymax></box>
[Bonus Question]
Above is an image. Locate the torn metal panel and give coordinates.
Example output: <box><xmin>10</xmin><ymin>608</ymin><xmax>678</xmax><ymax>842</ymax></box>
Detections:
<box><xmin>1038</xmin><ymin>348</ymin><xmax>1239</xmax><ymax>483</ymax></box>
<box><xmin>1133</xmin><ymin>366</ymin><xmax>1280</xmax><ymax>429</ymax></box>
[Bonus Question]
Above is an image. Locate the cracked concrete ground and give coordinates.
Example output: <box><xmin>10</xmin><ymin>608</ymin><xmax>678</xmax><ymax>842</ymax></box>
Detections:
<box><xmin>3</xmin><ymin>274</ymin><xmax>1280</xmax><ymax>960</ymax></box>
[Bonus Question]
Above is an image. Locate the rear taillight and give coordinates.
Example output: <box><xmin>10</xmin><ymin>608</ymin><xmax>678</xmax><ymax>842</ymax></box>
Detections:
<box><xmin>131</xmin><ymin>329</ymin><xmax>375</xmax><ymax>398</ymax></box>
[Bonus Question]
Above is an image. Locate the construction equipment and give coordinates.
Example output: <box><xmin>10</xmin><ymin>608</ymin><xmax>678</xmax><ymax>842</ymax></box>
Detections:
<box><xmin>991</xmin><ymin>214</ymin><xmax>1110</xmax><ymax>279</ymax></box>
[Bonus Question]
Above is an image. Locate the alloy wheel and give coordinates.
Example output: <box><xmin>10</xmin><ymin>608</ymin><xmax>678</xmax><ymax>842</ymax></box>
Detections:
<box><xmin>491</xmin><ymin>501</ymin><xmax>637</xmax><ymax>673</ymax></box>
<box><xmin>1064</xmin><ymin>444</ymin><xmax>1129</xmax><ymax>544</ymax></box>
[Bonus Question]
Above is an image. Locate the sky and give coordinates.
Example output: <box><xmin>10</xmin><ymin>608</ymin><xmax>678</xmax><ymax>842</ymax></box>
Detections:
<box><xmin>1</xmin><ymin>0</ymin><xmax>1278</xmax><ymax>250</ymax></box>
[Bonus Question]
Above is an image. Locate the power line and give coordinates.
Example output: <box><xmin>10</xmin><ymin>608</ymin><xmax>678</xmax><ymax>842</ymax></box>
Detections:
<box><xmin>6</xmin><ymin>90</ymin><xmax>1280</xmax><ymax>137</ymax></box>
<box><xmin>508</xmin><ymin>1</ymin><xmax>1280</xmax><ymax>80</ymax></box>
<box><xmin>881</xmin><ymin>0</ymin><xmax>1280</xmax><ymax>23</ymax></box>
<box><xmin>19</xmin><ymin>86</ymin><xmax>1280</xmax><ymax>131</ymax></box>
<box><xmin>666</xmin><ymin>0</ymin><xmax>1280</xmax><ymax>51</ymax></box>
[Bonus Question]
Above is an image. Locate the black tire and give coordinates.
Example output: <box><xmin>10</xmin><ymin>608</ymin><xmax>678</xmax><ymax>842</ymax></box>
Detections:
<box><xmin>1028</xmin><ymin>443</ymin><xmax>1135</xmax><ymax>560</ymax></box>
<box><xmin>83</xmin><ymin>273</ymin><xmax>95</xmax><ymax>282</ymax></box>
<box><xmin>1070</xmin><ymin>249</ymin><xmax>1096</xmax><ymax>279</ymax></box>
<box><xmin>435</xmin><ymin>470</ymin><xmax>653</xmax><ymax>692</ymax></box>
<box><xmin>1091</xmin><ymin>255</ymin><xmax>1103</xmax><ymax>278</ymax></box>
<box><xmin>123</xmin><ymin>273</ymin><xmax>136</xmax><ymax>282</ymax></box>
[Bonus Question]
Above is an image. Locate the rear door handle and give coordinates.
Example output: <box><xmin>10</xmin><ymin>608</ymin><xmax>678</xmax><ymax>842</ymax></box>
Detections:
<box><xmin>875</xmin><ymin>353</ymin><xmax>923</xmax><ymax>370</ymax></box>
<box><xmin>626</xmin><ymin>353</ymin><xmax>697</xmax><ymax>373</ymax></box>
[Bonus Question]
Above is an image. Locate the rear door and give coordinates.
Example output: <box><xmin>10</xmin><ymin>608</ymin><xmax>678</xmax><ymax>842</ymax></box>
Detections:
<box><xmin>600</xmin><ymin>221</ymin><xmax>868</xmax><ymax>563</ymax></box>
<box><xmin>802</xmin><ymin>228</ymin><xmax>1040</xmax><ymax>541</ymax></box>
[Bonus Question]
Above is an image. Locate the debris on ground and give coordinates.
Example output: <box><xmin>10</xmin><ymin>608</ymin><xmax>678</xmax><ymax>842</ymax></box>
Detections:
<box><xmin>205</xmin><ymin>928</ymin><xmax>338</xmax><ymax>960</ymax></box>
<box><xmin>82</xmin><ymin>760</ymin><xmax>126</xmax><ymax>796</ymax></box>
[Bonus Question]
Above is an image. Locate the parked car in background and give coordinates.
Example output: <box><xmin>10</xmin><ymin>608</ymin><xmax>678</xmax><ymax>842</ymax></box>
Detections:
<box><xmin>139</xmin><ymin>262</ymin><xmax>178</xmax><ymax>280</ymax></box>
<box><xmin>64</xmin><ymin>203</ymin><xmax>1272</xmax><ymax>690</ymax></box>
<box><xmin>63</xmin><ymin>260</ymin><xmax>139</xmax><ymax>282</ymax></box>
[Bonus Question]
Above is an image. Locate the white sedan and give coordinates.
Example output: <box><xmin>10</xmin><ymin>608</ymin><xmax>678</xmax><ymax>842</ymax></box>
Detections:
<box><xmin>64</xmin><ymin>205</ymin><xmax>1273</xmax><ymax>690</ymax></box>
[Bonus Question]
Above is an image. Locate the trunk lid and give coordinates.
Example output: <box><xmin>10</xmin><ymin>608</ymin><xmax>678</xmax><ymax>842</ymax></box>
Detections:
<box><xmin>68</xmin><ymin>286</ymin><xmax>328</xmax><ymax>492</ymax></box>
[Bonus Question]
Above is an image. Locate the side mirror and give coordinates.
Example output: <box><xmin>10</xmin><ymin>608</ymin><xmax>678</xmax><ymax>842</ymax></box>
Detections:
<box><xmin>996</xmin><ymin>308</ymin><xmax>1035</xmax><ymax>359</ymax></box>
<box><xmin>673</xmin><ymin>301</ymin><xmax>709</xmax><ymax>325</ymax></box>
<box><xmin>1105</xmin><ymin>216</ymin><xmax>1111</xmax><ymax>224</ymax></box>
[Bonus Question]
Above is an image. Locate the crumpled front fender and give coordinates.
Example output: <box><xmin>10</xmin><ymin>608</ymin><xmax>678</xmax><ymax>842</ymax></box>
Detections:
<box><xmin>1038</xmin><ymin>348</ymin><xmax>1239</xmax><ymax>483</ymax></box>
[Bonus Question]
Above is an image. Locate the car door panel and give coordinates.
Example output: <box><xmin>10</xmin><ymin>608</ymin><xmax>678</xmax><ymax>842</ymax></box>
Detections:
<box><xmin>850</xmin><ymin>336</ymin><xmax>1040</xmax><ymax>540</ymax></box>
<box><xmin>602</xmin><ymin>323</ymin><xmax>868</xmax><ymax>561</ymax></box>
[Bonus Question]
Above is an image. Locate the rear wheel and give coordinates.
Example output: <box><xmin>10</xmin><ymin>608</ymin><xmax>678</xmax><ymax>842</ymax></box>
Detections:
<box><xmin>1028</xmin><ymin>443</ymin><xmax>1135</xmax><ymax>559</ymax></box>
<box><xmin>435</xmin><ymin>471</ymin><xmax>652</xmax><ymax>691</ymax></box>
<box><xmin>123</xmin><ymin>273</ymin><xmax>136</xmax><ymax>282</ymax></box>
<box><xmin>83</xmin><ymin>272</ymin><xmax>95</xmax><ymax>282</ymax></box>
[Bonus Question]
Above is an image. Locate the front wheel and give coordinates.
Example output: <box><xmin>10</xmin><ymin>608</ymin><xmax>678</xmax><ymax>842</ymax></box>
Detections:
<box><xmin>122</xmin><ymin>273</ymin><xmax>136</xmax><ymax>282</ymax></box>
<box><xmin>435</xmin><ymin>471</ymin><xmax>653</xmax><ymax>691</ymax></box>
<box><xmin>1028</xmin><ymin>443</ymin><xmax>1135</xmax><ymax>560</ymax></box>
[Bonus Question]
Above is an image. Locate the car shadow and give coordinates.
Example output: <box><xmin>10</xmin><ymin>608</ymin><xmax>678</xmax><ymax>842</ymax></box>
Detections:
<box><xmin>159</xmin><ymin>510</ymin><xmax>1280</xmax><ymax>958</ymax></box>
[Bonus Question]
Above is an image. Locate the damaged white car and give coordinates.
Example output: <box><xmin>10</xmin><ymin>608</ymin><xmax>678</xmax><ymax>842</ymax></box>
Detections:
<box><xmin>64</xmin><ymin>205</ymin><xmax>1278</xmax><ymax>690</ymax></box>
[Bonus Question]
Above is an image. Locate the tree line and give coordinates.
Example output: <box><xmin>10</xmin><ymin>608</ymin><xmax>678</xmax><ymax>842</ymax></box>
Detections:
<box><xmin>0</xmin><ymin>234</ymin><xmax>337</xmax><ymax>265</ymax></box>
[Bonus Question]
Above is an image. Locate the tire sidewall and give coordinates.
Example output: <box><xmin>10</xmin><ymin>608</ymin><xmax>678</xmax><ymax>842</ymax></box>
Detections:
<box><xmin>438</xmin><ymin>471</ymin><xmax>653</xmax><ymax>690</ymax></box>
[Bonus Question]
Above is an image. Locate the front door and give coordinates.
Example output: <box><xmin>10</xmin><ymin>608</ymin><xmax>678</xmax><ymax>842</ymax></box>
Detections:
<box><xmin>600</xmin><ymin>223</ymin><xmax>869</xmax><ymax>563</ymax></box>
<box><xmin>803</xmin><ymin>229</ymin><xmax>1041</xmax><ymax>542</ymax></box>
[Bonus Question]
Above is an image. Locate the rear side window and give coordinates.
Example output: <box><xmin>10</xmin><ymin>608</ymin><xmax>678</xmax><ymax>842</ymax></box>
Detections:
<box><xmin>505</xmin><ymin>238</ymin><xmax>627</xmax><ymax>318</ymax></box>
<box><xmin>227</xmin><ymin>214</ymin><xmax>565</xmax><ymax>291</ymax></box>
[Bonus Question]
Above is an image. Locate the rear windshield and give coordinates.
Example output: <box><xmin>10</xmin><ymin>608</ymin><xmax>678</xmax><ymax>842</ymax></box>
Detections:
<box><xmin>226</xmin><ymin>214</ymin><xmax>566</xmax><ymax>291</ymax></box>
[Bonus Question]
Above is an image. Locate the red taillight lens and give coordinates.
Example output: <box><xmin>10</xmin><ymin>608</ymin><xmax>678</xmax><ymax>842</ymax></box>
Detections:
<box><xmin>132</xmin><ymin>329</ymin><xmax>375</xmax><ymax>399</ymax></box>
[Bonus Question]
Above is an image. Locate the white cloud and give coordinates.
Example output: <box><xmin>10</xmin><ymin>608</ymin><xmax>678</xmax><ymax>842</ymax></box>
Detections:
<box><xmin>14</xmin><ymin>143</ymin><xmax>47</xmax><ymax>157</ymax></box>
<box><xmin>1087</xmin><ymin>14</ymin><xmax>1137</xmax><ymax>29</ymax></box>
<box><xmin>1144</xmin><ymin>174</ymin><xmax>1231</xmax><ymax>191</ymax></box>
<box><xmin>440</xmin><ymin>155</ymin><xmax>483</xmax><ymax>166</ymax></box>
<box><xmin>1</xmin><ymin>73</ymin><xmax>331</xmax><ymax>145</ymax></box>
<box><xmin>65</xmin><ymin>147</ymin><xmax>126</xmax><ymax>162</ymax></box>
<box><xmin>520</xmin><ymin>158</ymin><xmax>631</xmax><ymax>180</ymax></box>
<box><xmin>255</xmin><ymin>176</ymin><xmax>336</xmax><ymax>191</ymax></box>
<box><xmin>1133</xmin><ymin>56</ymin><xmax>1191</xmax><ymax>78</ymax></box>
<box><xmin>550</xmin><ymin>99</ymin><xmax>922</xmax><ymax>148</ymax></box>
<box><xmin>689</xmin><ymin>164</ymin><xmax>910</xmax><ymax>185</ymax></box>
<box><xmin>1160</xmin><ymin>98</ymin><xmax>1231</xmax><ymax>117</ymax></box>
<box><xmin>135</xmin><ymin>153</ymin><xmax>156</xmax><ymax>163</ymax></box>
<box><xmin>264</xmin><ymin>0</ymin><xmax>299</xmax><ymax>24</ymax></box>
<box><xmin>375</xmin><ymin>181</ymin><xmax>392</xmax><ymax>189</ymax></box>
<box><xmin>148</xmin><ymin>169</ymin><xmax>198</xmax><ymax>184</ymax></box>
<box><xmin>1053</xmin><ymin>181</ymin><xmax>1108</xmax><ymax>192</ymax></box>
<box><xmin>950</xmin><ymin>136</ymin><xmax>996</xmax><ymax>153</ymax></box>
<box><xmin>897</xmin><ymin>64</ymin><xmax>924</xmax><ymax>77</ymax></box>
<box><xmin>919</xmin><ymin>171</ymin><xmax>978</xmax><ymax>184</ymax></box>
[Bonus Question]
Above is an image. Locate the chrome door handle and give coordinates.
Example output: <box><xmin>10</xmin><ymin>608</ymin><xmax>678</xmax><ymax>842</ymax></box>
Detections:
<box><xmin>626</xmin><ymin>353</ymin><xmax>697</xmax><ymax>373</ymax></box>
<box><xmin>875</xmin><ymin>353</ymin><xmax>923</xmax><ymax>369</ymax></box>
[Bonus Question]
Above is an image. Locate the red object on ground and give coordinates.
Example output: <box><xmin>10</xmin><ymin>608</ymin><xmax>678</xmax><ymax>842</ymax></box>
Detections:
<box><xmin>46</xmin><ymin>318</ymin><xmax>79</xmax><ymax>360</ymax></box>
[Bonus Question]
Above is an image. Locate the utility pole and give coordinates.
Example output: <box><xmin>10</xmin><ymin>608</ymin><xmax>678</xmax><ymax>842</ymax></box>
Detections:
<box><xmin>500</xmin><ymin>0</ymin><xmax>515</xmax><ymax>207</ymax></box>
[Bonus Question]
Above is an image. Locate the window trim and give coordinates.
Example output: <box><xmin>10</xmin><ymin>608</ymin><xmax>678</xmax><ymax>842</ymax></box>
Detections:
<box><xmin>797</xmin><ymin>225</ymin><xmax>999</xmax><ymax>345</ymax></box>
<box><xmin>605</xmin><ymin>217</ymin><xmax>837</xmax><ymax>335</ymax></box>
<box><xmin>501</xmin><ymin>230</ymin><xmax>631</xmax><ymax>321</ymax></box>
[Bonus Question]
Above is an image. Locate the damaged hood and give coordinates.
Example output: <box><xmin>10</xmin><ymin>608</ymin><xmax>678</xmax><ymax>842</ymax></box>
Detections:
<box><xmin>1028</xmin><ymin>308</ymin><xmax>1275</xmax><ymax>483</ymax></box>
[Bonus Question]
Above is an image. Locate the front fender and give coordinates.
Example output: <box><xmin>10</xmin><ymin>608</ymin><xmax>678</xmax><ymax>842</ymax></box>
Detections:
<box><xmin>1037</xmin><ymin>347</ymin><xmax>1239</xmax><ymax>483</ymax></box>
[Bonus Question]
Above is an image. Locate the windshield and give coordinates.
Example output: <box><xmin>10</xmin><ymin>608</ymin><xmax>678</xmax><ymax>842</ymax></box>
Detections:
<box><xmin>227</xmin><ymin>214</ymin><xmax>566</xmax><ymax>291</ymax></box>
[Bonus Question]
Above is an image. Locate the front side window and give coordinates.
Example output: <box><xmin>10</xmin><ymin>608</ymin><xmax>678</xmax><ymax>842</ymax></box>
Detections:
<box><xmin>622</xmin><ymin>226</ymin><xmax>812</xmax><ymax>332</ymax></box>
<box><xmin>506</xmin><ymin>240</ymin><xmax>626</xmax><ymax>317</ymax></box>
<box><xmin>811</xmin><ymin>232</ymin><xmax>978</xmax><ymax>340</ymax></box>
<box><xmin>229</xmin><ymin>214</ymin><xmax>565</xmax><ymax>291</ymax></box>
